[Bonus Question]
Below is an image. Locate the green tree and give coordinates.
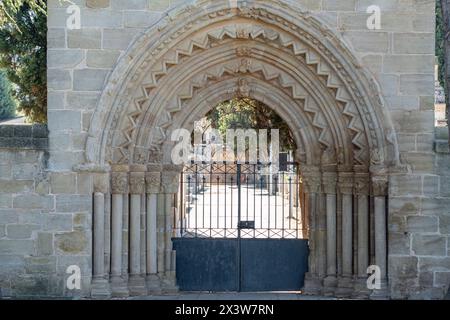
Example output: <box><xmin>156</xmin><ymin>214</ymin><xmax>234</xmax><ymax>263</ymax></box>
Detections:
<box><xmin>437</xmin><ymin>1</ymin><xmax>445</xmax><ymax>88</ymax></box>
<box><xmin>0</xmin><ymin>0</ymin><xmax>47</xmax><ymax>123</ymax></box>
<box><xmin>439</xmin><ymin>0</ymin><xmax>450</xmax><ymax>142</ymax></box>
<box><xmin>0</xmin><ymin>69</ymin><xmax>16</xmax><ymax>120</ymax></box>
<box><xmin>206</xmin><ymin>98</ymin><xmax>296</xmax><ymax>152</ymax></box>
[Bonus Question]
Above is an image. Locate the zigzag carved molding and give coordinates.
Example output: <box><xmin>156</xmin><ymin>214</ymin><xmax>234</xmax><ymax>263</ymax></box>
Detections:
<box><xmin>110</xmin><ymin>24</ymin><xmax>368</xmax><ymax>165</ymax></box>
<box><xmin>88</xmin><ymin>2</ymin><xmax>393</xmax><ymax>168</ymax></box>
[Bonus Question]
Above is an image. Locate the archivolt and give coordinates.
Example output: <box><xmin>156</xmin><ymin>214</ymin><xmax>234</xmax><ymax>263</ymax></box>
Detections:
<box><xmin>85</xmin><ymin>0</ymin><xmax>399</xmax><ymax>169</ymax></box>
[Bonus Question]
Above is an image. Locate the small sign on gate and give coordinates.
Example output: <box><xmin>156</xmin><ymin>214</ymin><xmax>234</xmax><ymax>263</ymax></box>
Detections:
<box><xmin>238</xmin><ymin>221</ymin><xmax>256</xmax><ymax>229</ymax></box>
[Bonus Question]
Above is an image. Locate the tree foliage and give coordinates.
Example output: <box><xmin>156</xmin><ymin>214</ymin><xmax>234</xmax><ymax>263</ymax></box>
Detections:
<box><xmin>437</xmin><ymin>0</ymin><xmax>445</xmax><ymax>88</ymax></box>
<box><xmin>206</xmin><ymin>98</ymin><xmax>296</xmax><ymax>151</ymax></box>
<box><xmin>0</xmin><ymin>69</ymin><xmax>16</xmax><ymax>120</ymax></box>
<box><xmin>0</xmin><ymin>0</ymin><xmax>47</xmax><ymax>123</ymax></box>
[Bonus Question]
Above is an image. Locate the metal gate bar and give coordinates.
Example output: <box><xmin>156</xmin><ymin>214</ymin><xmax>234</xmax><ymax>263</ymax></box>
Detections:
<box><xmin>174</xmin><ymin>161</ymin><xmax>308</xmax><ymax>292</ymax></box>
<box><xmin>176</xmin><ymin>161</ymin><xmax>305</xmax><ymax>239</ymax></box>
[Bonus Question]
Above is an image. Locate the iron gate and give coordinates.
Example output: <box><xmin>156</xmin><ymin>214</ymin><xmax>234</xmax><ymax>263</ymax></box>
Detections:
<box><xmin>173</xmin><ymin>162</ymin><xmax>309</xmax><ymax>292</ymax></box>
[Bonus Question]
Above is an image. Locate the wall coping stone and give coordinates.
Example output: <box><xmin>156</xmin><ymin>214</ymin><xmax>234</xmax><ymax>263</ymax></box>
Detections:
<box><xmin>0</xmin><ymin>124</ymin><xmax>48</xmax><ymax>150</ymax></box>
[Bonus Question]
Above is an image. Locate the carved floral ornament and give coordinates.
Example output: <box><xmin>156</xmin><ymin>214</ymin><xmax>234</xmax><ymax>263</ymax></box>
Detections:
<box><xmin>372</xmin><ymin>177</ymin><xmax>389</xmax><ymax>197</ymax></box>
<box><xmin>85</xmin><ymin>0</ymin><xmax>399</xmax><ymax>172</ymax></box>
<box><xmin>145</xmin><ymin>172</ymin><xmax>161</xmax><ymax>194</ymax></box>
<box><xmin>162</xmin><ymin>170</ymin><xmax>181</xmax><ymax>194</ymax></box>
<box><xmin>111</xmin><ymin>172</ymin><xmax>128</xmax><ymax>194</ymax></box>
<box><xmin>129</xmin><ymin>172</ymin><xmax>146</xmax><ymax>194</ymax></box>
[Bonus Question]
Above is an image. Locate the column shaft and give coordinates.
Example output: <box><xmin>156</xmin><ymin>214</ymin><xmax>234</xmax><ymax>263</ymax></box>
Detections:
<box><xmin>301</xmin><ymin>167</ymin><xmax>322</xmax><ymax>295</ymax></box>
<box><xmin>326</xmin><ymin>194</ymin><xmax>337</xmax><ymax>276</ymax></box>
<box><xmin>165</xmin><ymin>194</ymin><xmax>174</xmax><ymax>272</ymax></box>
<box><xmin>93</xmin><ymin>192</ymin><xmax>105</xmax><ymax>278</ymax></box>
<box><xmin>140</xmin><ymin>194</ymin><xmax>147</xmax><ymax>276</ymax></box>
<box><xmin>353</xmin><ymin>172</ymin><xmax>371</xmax><ymax>299</ymax></box>
<box><xmin>128</xmin><ymin>169</ymin><xmax>147</xmax><ymax>295</ymax></box>
<box><xmin>370</xmin><ymin>173</ymin><xmax>389</xmax><ymax>299</ymax></box>
<box><xmin>317</xmin><ymin>193</ymin><xmax>327</xmax><ymax>279</ymax></box>
<box><xmin>147</xmin><ymin>193</ymin><xmax>158</xmax><ymax>274</ymax></box>
<box><xmin>336</xmin><ymin>171</ymin><xmax>354</xmax><ymax>297</ymax></box>
<box><xmin>357</xmin><ymin>195</ymin><xmax>369</xmax><ymax>277</ymax></box>
<box><xmin>157</xmin><ymin>193</ymin><xmax>166</xmax><ymax>274</ymax></box>
<box><xmin>110</xmin><ymin>174</ymin><xmax>129</xmax><ymax>297</ymax></box>
<box><xmin>374</xmin><ymin>196</ymin><xmax>387</xmax><ymax>278</ymax></box>
<box><xmin>341</xmin><ymin>193</ymin><xmax>353</xmax><ymax>277</ymax></box>
<box><xmin>91</xmin><ymin>172</ymin><xmax>111</xmax><ymax>298</ymax></box>
<box><xmin>308</xmin><ymin>192</ymin><xmax>318</xmax><ymax>275</ymax></box>
<box><xmin>129</xmin><ymin>194</ymin><xmax>141</xmax><ymax>276</ymax></box>
<box><xmin>111</xmin><ymin>194</ymin><xmax>123</xmax><ymax>276</ymax></box>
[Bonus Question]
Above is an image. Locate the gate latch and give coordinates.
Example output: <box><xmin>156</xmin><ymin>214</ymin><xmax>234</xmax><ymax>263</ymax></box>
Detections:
<box><xmin>238</xmin><ymin>221</ymin><xmax>255</xmax><ymax>229</ymax></box>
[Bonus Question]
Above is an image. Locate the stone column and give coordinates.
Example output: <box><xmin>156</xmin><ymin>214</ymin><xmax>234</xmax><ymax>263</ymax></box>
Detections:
<box><xmin>157</xmin><ymin>192</ymin><xmax>166</xmax><ymax>275</ymax></box>
<box><xmin>91</xmin><ymin>173</ymin><xmax>111</xmax><ymax>298</ymax></box>
<box><xmin>110</xmin><ymin>166</ymin><xmax>129</xmax><ymax>297</ymax></box>
<box><xmin>128</xmin><ymin>166</ymin><xmax>147</xmax><ymax>295</ymax></box>
<box><xmin>160</xmin><ymin>165</ymin><xmax>181</xmax><ymax>293</ymax></box>
<box><xmin>140</xmin><ymin>193</ymin><xmax>147</xmax><ymax>278</ymax></box>
<box><xmin>146</xmin><ymin>168</ymin><xmax>162</xmax><ymax>293</ymax></box>
<box><xmin>353</xmin><ymin>172</ymin><xmax>371</xmax><ymax>298</ymax></box>
<box><xmin>302</xmin><ymin>166</ymin><xmax>322</xmax><ymax>295</ymax></box>
<box><xmin>370</xmin><ymin>175</ymin><xmax>389</xmax><ymax>299</ymax></box>
<box><xmin>322</xmin><ymin>172</ymin><xmax>337</xmax><ymax>295</ymax></box>
<box><xmin>336</xmin><ymin>172</ymin><xmax>354</xmax><ymax>297</ymax></box>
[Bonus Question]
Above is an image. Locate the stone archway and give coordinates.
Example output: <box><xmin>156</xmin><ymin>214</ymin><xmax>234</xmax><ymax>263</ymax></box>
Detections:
<box><xmin>84</xmin><ymin>0</ymin><xmax>400</xmax><ymax>298</ymax></box>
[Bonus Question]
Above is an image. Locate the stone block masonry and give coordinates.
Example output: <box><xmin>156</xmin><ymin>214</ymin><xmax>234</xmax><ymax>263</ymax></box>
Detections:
<box><xmin>0</xmin><ymin>0</ymin><xmax>448</xmax><ymax>299</ymax></box>
<box><xmin>0</xmin><ymin>124</ymin><xmax>92</xmax><ymax>297</ymax></box>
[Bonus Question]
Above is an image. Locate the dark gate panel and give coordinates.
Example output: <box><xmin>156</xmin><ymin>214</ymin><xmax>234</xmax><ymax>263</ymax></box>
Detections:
<box><xmin>173</xmin><ymin>162</ymin><xmax>309</xmax><ymax>292</ymax></box>
<box><xmin>173</xmin><ymin>238</ymin><xmax>238</xmax><ymax>292</ymax></box>
<box><xmin>240</xmin><ymin>239</ymin><xmax>309</xmax><ymax>292</ymax></box>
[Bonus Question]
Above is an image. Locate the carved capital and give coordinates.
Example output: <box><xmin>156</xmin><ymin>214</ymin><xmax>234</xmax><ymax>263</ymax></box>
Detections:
<box><xmin>354</xmin><ymin>173</ymin><xmax>370</xmax><ymax>196</ymax></box>
<box><xmin>322</xmin><ymin>172</ymin><xmax>337</xmax><ymax>194</ymax></box>
<box><xmin>146</xmin><ymin>172</ymin><xmax>161</xmax><ymax>194</ymax></box>
<box><xmin>302</xmin><ymin>166</ymin><xmax>321</xmax><ymax>194</ymax></box>
<box><xmin>370</xmin><ymin>148</ymin><xmax>385</xmax><ymax>166</ymax></box>
<box><xmin>111</xmin><ymin>172</ymin><xmax>128</xmax><ymax>194</ymax></box>
<box><xmin>303</xmin><ymin>176</ymin><xmax>321</xmax><ymax>194</ymax></box>
<box><xmin>133</xmin><ymin>147</ymin><xmax>149</xmax><ymax>165</ymax></box>
<box><xmin>129</xmin><ymin>172</ymin><xmax>146</xmax><ymax>194</ymax></box>
<box><xmin>94</xmin><ymin>173</ymin><xmax>109</xmax><ymax>193</ymax></box>
<box><xmin>338</xmin><ymin>172</ymin><xmax>354</xmax><ymax>195</ymax></box>
<box><xmin>162</xmin><ymin>171</ymin><xmax>180</xmax><ymax>194</ymax></box>
<box><xmin>372</xmin><ymin>177</ymin><xmax>388</xmax><ymax>197</ymax></box>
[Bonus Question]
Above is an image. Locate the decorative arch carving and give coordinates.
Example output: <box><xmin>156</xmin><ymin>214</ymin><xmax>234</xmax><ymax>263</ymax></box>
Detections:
<box><xmin>85</xmin><ymin>0</ymin><xmax>399</xmax><ymax>171</ymax></box>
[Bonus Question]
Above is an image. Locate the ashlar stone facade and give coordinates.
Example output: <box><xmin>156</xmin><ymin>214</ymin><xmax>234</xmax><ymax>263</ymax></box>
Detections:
<box><xmin>0</xmin><ymin>0</ymin><xmax>449</xmax><ymax>299</ymax></box>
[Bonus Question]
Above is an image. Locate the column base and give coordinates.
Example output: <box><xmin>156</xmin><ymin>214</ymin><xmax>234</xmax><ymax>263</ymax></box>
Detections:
<box><xmin>110</xmin><ymin>276</ymin><xmax>129</xmax><ymax>298</ymax></box>
<box><xmin>335</xmin><ymin>276</ymin><xmax>354</xmax><ymax>298</ymax></box>
<box><xmin>146</xmin><ymin>274</ymin><xmax>162</xmax><ymax>294</ymax></box>
<box><xmin>370</xmin><ymin>280</ymin><xmax>389</xmax><ymax>300</ymax></box>
<box><xmin>161</xmin><ymin>271</ymin><xmax>179</xmax><ymax>294</ymax></box>
<box><xmin>322</xmin><ymin>276</ymin><xmax>338</xmax><ymax>296</ymax></box>
<box><xmin>128</xmin><ymin>274</ymin><xmax>148</xmax><ymax>296</ymax></box>
<box><xmin>352</xmin><ymin>277</ymin><xmax>371</xmax><ymax>300</ymax></box>
<box><xmin>302</xmin><ymin>273</ymin><xmax>322</xmax><ymax>295</ymax></box>
<box><xmin>91</xmin><ymin>277</ymin><xmax>111</xmax><ymax>299</ymax></box>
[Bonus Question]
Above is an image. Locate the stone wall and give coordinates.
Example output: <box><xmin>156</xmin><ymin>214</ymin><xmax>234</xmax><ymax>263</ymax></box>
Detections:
<box><xmin>388</xmin><ymin>137</ymin><xmax>450</xmax><ymax>299</ymax></box>
<box><xmin>0</xmin><ymin>0</ymin><xmax>445</xmax><ymax>298</ymax></box>
<box><xmin>0</xmin><ymin>124</ymin><xmax>92</xmax><ymax>297</ymax></box>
